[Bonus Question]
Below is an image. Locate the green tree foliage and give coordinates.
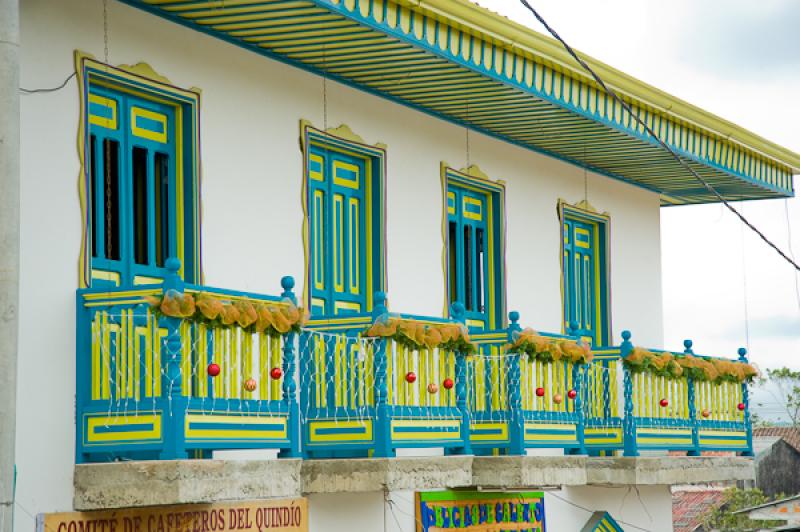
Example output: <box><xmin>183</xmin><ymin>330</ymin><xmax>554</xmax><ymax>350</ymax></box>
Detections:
<box><xmin>758</xmin><ymin>367</ymin><xmax>800</xmax><ymax>428</ymax></box>
<box><xmin>700</xmin><ymin>488</ymin><xmax>784</xmax><ymax>531</ymax></box>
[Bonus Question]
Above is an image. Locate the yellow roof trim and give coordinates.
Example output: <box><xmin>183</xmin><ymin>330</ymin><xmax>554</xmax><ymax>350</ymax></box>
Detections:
<box><xmin>399</xmin><ymin>0</ymin><xmax>800</xmax><ymax>172</ymax></box>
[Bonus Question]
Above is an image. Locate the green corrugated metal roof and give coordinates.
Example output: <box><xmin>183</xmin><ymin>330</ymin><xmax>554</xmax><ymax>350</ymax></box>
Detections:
<box><xmin>123</xmin><ymin>0</ymin><xmax>799</xmax><ymax>205</ymax></box>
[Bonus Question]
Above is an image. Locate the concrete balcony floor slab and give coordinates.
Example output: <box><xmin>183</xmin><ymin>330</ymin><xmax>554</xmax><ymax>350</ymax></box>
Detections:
<box><xmin>73</xmin><ymin>455</ymin><xmax>754</xmax><ymax>511</ymax></box>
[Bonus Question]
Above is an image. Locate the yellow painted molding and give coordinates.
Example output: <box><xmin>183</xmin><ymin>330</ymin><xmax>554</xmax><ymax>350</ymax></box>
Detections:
<box><xmin>326</xmin><ymin>123</ymin><xmax>366</xmax><ymax>144</ymax></box>
<box><xmin>392</xmin><ymin>0</ymin><xmax>800</xmax><ymax>170</ymax></box>
<box><xmin>557</xmin><ymin>197</ymin><xmax>610</xmax><ymax>219</ymax></box>
<box><xmin>116</xmin><ymin>61</ymin><xmax>173</xmax><ymax>85</ymax></box>
<box><xmin>457</xmin><ymin>164</ymin><xmax>491</xmax><ymax>182</ymax></box>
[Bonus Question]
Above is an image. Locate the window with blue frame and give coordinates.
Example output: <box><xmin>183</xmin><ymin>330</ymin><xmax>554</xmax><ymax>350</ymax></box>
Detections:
<box><xmin>444</xmin><ymin>166</ymin><xmax>506</xmax><ymax>330</ymax></box>
<box><xmin>304</xmin><ymin>126</ymin><xmax>386</xmax><ymax>317</ymax></box>
<box><xmin>84</xmin><ymin>65</ymin><xmax>199</xmax><ymax>288</ymax></box>
<box><xmin>560</xmin><ymin>202</ymin><xmax>611</xmax><ymax>346</ymax></box>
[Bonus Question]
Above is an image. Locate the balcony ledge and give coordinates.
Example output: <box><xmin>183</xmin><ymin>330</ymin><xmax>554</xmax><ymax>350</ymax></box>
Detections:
<box><xmin>73</xmin><ymin>455</ymin><xmax>753</xmax><ymax>511</ymax></box>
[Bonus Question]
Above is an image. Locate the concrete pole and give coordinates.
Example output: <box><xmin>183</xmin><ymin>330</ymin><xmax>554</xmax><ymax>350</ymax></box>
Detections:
<box><xmin>0</xmin><ymin>1</ymin><xmax>20</xmax><ymax>532</ymax></box>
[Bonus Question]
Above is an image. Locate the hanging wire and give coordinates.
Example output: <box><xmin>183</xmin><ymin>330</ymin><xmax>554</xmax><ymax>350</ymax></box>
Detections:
<box><xmin>19</xmin><ymin>72</ymin><xmax>76</xmax><ymax>94</ymax></box>
<box><xmin>785</xmin><ymin>199</ymin><xmax>800</xmax><ymax>312</ymax></box>
<box><xmin>583</xmin><ymin>143</ymin><xmax>588</xmax><ymax>204</ymax></box>
<box><xmin>465</xmin><ymin>98</ymin><xmax>471</xmax><ymax>168</ymax></box>
<box><xmin>517</xmin><ymin>0</ymin><xmax>800</xmax><ymax>273</ymax></box>
<box><xmin>322</xmin><ymin>45</ymin><xmax>328</xmax><ymax>131</ymax></box>
<box><xmin>740</xmin><ymin>202</ymin><xmax>751</xmax><ymax>351</ymax></box>
<box><xmin>546</xmin><ymin>491</ymin><xmax>653</xmax><ymax>532</ymax></box>
<box><xmin>103</xmin><ymin>0</ymin><xmax>109</xmax><ymax>65</ymax></box>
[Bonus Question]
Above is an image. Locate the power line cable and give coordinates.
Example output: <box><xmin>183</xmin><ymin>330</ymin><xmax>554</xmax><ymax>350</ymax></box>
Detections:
<box><xmin>784</xmin><ymin>199</ymin><xmax>800</xmax><ymax>313</ymax></box>
<box><xmin>546</xmin><ymin>491</ymin><xmax>653</xmax><ymax>532</ymax></box>
<box><xmin>19</xmin><ymin>72</ymin><xmax>76</xmax><ymax>94</ymax></box>
<box><xmin>517</xmin><ymin>0</ymin><xmax>800</xmax><ymax>272</ymax></box>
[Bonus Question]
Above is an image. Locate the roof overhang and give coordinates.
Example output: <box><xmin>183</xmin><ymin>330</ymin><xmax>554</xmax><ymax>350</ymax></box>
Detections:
<box><xmin>123</xmin><ymin>0</ymin><xmax>799</xmax><ymax>205</ymax></box>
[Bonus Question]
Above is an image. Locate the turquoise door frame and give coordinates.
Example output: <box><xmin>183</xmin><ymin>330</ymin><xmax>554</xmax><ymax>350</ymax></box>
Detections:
<box><xmin>444</xmin><ymin>167</ymin><xmax>505</xmax><ymax>331</ymax></box>
<box><xmin>561</xmin><ymin>207</ymin><xmax>610</xmax><ymax>346</ymax></box>
<box><xmin>447</xmin><ymin>184</ymin><xmax>491</xmax><ymax>329</ymax></box>
<box><xmin>307</xmin><ymin>144</ymin><xmax>369</xmax><ymax>316</ymax></box>
<box><xmin>88</xmin><ymin>83</ymin><xmax>178</xmax><ymax>287</ymax></box>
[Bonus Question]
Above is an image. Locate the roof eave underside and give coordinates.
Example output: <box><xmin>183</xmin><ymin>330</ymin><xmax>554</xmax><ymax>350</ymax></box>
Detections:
<box><xmin>125</xmin><ymin>0</ymin><xmax>797</xmax><ymax>206</ymax></box>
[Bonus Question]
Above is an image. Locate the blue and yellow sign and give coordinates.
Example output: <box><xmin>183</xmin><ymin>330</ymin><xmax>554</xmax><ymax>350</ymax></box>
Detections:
<box><xmin>416</xmin><ymin>490</ymin><xmax>545</xmax><ymax>531</ymax></box>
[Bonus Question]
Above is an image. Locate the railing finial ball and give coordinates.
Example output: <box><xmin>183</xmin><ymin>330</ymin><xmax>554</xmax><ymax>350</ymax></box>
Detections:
<box><xmin>281</xmin><ymin>275</ymin><xmax>295</xmax><ymax>291</ymax></box>
<box><xmin>684</xmin><ymin>339</ymin><xmax>693</xmax><ymax>349</ymax></box>
<box><xmin>509</xmin><ymin>310</ymin><xmax>520</xmax><ymax>323</ymax></box>
<box><xmin>165</xmin><ymin>257</ymin><xmax>182</xmax><ymax>274</ymax></box>
<box><xmin>450</xmin><ymin>301</ymin><xmax>465</xmax><ymax>320</ymax></box>
<box><xmin>738</xmin><ymin>347</ymin><xmax>748</xmax><ymax>360</ymax></box>
<box><xmin>621</xmin><ymin>330</ymin><xmax>631</xmax><ymax>341</ymax></box>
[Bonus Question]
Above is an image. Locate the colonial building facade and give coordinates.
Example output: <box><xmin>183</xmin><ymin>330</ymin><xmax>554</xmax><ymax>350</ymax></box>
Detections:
<box><xmin>7</xmin><ymin>0</ymin><xmax>799</xmax><ymax>531</ymax></box>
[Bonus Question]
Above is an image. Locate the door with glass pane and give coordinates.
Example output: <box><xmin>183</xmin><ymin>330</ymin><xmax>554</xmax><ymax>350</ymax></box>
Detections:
<box><xmin>307</xmin><ymin>145</ymin><xmax>369</xmax><ymax>316</ymax></box>
<box><xmin>88</xmin><ymin>84</ymin><xmax>178</xmax><ymax>287</ymax></box>
<box><xmin>446</xmin><ymin>184</ymin><xmax>491</xmax><ymax>329</ymax></box>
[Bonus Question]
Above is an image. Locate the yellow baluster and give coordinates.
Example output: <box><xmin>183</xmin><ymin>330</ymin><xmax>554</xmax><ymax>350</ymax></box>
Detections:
<box><xmin>397</xmin><ymin>343</ymin><xmax>406</xmax><ymax>407</ymax></box>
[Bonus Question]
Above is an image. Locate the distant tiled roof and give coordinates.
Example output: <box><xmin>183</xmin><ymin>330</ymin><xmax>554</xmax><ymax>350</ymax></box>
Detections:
<box><xmin>672</xmin><ymin>490</ymin><xmax>727</xmax><ymax>532</ymax></box>
<box><xmin>754</xmin><ymin>427</ymin><xmax>800</xmax><ymax>453</ymax></box>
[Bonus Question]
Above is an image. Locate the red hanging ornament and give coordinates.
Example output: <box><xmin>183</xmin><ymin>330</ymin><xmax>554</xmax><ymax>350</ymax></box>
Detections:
<box><xmin>270</xmin><ymin>367</ymin><xmax>283</xmax><ymax>380</ymax></box>
<box><xmin>659</xmin><ymin>398</ymin><xmax>669</xmax><ymax>407</ymax></box>
<box><xmin>553</xmin><ymin>393</ymin><xmax>563</xmax><ymax>405</ymax></box>
<box><xmin>405</xmin><ymin>372</ymin><xmax>417</xmax><ymax>384</ymax></box>
<box><xmin>207</xmin><ymin>363</ymin><xmax>221</xmax><ymax>377</ymax></box>
<box><xmin>701</xmin><ymin>409</ymin><xmax>711</xmax><ymax>418</ymax></box>
<box><xmin>244</xmin><ymin>378</ymin><xmax>257</xmax><ymax>392</ymax></box>
<box><xmin>737</xmin><ymin>403</ymin><xmax>746</xmax><ymax>411</ymax></box>
<box><xmin>567</xmin><ymin>389</ymin><xmax>577</xmax><ymax>400</ymax></box>
<box><xmin>442</xmin><ymin>378</ymin><xmax>454</xmax><ymax>390</ymax></box>
<box><xmin>535</xmin><ymin>387</ymin><xmax>545</xmax><ymax>397</ymax></box>
<box><xmin>427</xmin><ymin>383</ymin><xmax>439</xmax><ymax>394</ymax></box>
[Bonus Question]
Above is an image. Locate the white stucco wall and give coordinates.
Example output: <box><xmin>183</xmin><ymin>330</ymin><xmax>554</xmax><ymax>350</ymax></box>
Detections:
<box><xmin>16</xmin><ymin>0</ymin><xmax>664</xmax><ymax>529</ymax></box>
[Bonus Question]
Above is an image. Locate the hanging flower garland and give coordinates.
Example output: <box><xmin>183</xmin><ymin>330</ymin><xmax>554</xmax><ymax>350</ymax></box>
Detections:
<box><xmin>508</xmin><ymin>328</ymin><xmax>593</xmax><ymax>365</ymax></box>
<box><xmin>363</xmin><ymin>317</ymin><xmax>477</xmax><ymax>355</ymax></box>
<box><xmin>145</xmin><ymin>290</ymin><xmax>308</xmax><ymax>337</ymax></box>
<box><xmin>622</xmin><ymin>347</ymin><xmax>758</xmax><ymax>384</ymax></box>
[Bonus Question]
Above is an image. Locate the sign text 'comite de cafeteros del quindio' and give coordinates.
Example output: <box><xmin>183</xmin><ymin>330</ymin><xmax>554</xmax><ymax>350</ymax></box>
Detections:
<box><xmin>416</xmin><ymin>491</ymin><xmax>545</xmax><ymax>531</ymax></box>
<box><xmin>36</xmin><ymin>499</ymin><xmax>307</xmax><ymax>532</ymax></box>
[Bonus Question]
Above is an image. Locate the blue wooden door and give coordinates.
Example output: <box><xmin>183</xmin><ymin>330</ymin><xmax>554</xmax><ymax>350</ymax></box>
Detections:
<box><xmin>308</xmin><ymin>145</ymin><xmax>368</xmax><ymax>316</ymax></box>
<box><xmin>88</xmin><ymin>84</ymin><xmax>178</xmax><ymax>287</ymax></box>
<box><xmin>447</xmin><ymin>185</ymin><xmax>490</xmax><ymax>329</ymax></box>
<box><xmin>563</xmin><ymin>218</ymin><xmax>599</xmax><ymax>342</ymax></box>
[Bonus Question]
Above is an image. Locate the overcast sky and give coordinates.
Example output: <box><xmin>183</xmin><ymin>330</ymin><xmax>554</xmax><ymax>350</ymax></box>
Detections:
<box><xmin>472</xmin><ymin>0</ymin><xmax>800</xmax><ymax>420</ymax></box>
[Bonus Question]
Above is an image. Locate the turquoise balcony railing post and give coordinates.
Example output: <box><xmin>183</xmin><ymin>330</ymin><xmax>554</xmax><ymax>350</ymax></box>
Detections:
<box><xmin>568</xmin><ymin>321</ymin><xmax>588</xmax><ymax>455</ymax></box>
<box><xmin>684</xmin><ymin>339</ymin><xmax>701</xmax><ymax>456</ymax></box>
<box><xmin>372</xmin><ymin>291</ymin><xmax>394</xmax><ymax>457</ymax></box>
<box><xmin>278</xmin><ymin>276</ymin><xmax>302</xmax><ymax>458</ymax></box>
<box><xmin>621</xmin><ymin>330</ymin><xmax>639</xmax><ymax>457</ymax></box>
<box><xmin>507</xmin><ymin>311</ymin><xmax>525</xmax><ymax>455</ymax></box>
<box><xmin>450</xmin><ymin>302</ymin><xmax>472</xmax><ymax>455</ymax></box>
<box><xmin>738</xmin><ymin>348</ymin><xmax>755</xmax><ymax>457</ymax></box>
<box><xmin>159</xmin><ymin>257</ymin><xmax>188</xmax><ymax>460</ymax></box>
<box><xmin>74</xmin><ymin>293</ymin><xmax>92</xmax><ymax>464</ymax></box>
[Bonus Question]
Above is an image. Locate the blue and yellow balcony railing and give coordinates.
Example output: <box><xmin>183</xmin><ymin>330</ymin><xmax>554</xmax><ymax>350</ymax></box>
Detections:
<box><xmin>75</xmin><ymin>258</ymin><xmax>301</xmax><ymax>462</ymax></box>
<box><xmin>469</xmin><ymin>315</ymin><xmax>588</xmax><ymax>455</ymax></box>
<box><xmin>614</xmin><ymin>331</ymin><xmax>753</xmax><ymax>457</ymax></box>
<box><xmin>298</xmin><ymin>294</ymin><xmax>469</xmax><ymax>458</ymax></box>
<box><xmin>75</xmin><ymin>260</ymin><xmax>754</xmax><ymax>462</ymax></box>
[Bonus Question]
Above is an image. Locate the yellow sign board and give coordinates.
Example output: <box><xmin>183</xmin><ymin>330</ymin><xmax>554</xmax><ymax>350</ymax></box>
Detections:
<box><xmin>37</xmin><ymin>498</ymin><xmax>308</xmax><ymax>532</ymax></box>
